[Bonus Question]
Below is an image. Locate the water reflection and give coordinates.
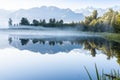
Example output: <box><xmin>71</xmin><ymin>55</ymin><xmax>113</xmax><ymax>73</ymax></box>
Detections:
<box><xmin>8</xmin><ymin>34</ymin><xmax>120</xmax><ymax>64</ymax></box>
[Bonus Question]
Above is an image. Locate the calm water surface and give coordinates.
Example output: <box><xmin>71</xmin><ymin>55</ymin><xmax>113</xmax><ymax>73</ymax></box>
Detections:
<box><xmin>0</xmin><ymin>29</ymin><xmax>120</xmax><ymax>80</ymax></box>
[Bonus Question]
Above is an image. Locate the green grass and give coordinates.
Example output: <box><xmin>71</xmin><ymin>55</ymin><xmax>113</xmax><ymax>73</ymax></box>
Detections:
<box><xmin>102</xmin><ymin>33</ymin><xmax>120</xmax><ymax>43</ymax></box>
<box><xmin>84</xmin><ymin>64</ymin><xmax>120</xmax><ymax>80</ymax></box>
<box><xmin>94</xmin><ymin>32</ymin><xmax>120</xmax><ymax>43</ymax></box>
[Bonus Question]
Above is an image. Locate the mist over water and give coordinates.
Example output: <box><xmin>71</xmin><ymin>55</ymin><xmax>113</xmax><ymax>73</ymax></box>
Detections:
<box><xmin>0</xmin><ymin>26</ymin><xmax>99</xmax><ymax>37</ymax></box>
<box><xmin>0</xmin><ymin>28</ymin><xmax>119</xmax><ymax>80</ymax></box>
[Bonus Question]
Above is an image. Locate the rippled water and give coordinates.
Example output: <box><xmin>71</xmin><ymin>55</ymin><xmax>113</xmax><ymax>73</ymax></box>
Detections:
<box><xmin>0</xmin><ymin>29</ymin><xmax>119</xmax><ymax>80</ymax></box>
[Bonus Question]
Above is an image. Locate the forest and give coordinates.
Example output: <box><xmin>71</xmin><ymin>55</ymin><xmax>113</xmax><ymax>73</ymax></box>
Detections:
<box><xmin>81</xmin><ymin>9</ymin><xmax>120</xmax><ymax>33</ymax></box>
<box><xmin>10</xmin><ymin>8</ymin><xmax>120</xmax><ymax>33</ymax></box>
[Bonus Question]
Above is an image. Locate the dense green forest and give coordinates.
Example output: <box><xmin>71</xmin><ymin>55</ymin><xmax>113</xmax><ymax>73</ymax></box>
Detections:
<box><xmin>11</xmin><ymin>8</ymin><xmax>120</xmax><ymax>33</ymax></box>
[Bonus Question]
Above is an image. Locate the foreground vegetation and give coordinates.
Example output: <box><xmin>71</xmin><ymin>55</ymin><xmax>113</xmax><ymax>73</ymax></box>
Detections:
<box><xmin>85</xmin><ymin>64</ymin><xmax>120</xmax><ymax>80</ymax></box>
<box><xmin>101</xmin><ymin>33</ymin><xmax>120</xmax><ymax>43</ymax></box>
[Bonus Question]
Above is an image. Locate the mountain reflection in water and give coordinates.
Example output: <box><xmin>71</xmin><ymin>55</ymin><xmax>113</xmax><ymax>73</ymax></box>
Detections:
<box><xmin>8</xmin><ymin>34</ymin><xmax>120</xmax><ymax>65</ymax></box>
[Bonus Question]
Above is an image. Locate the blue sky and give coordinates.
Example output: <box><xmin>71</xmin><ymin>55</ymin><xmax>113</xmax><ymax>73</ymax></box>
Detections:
<box><xmin>0</xmin><ymin>0</ymin><xmax>120</xmax><ymax>10</ymax></box>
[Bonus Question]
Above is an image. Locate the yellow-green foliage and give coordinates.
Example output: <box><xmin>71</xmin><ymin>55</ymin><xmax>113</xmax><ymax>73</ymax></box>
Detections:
<box><xmin>89</xmin><ymin>19</ymin><xmax>97</xmax><ymax>26</ymax></box>
<box><xmin>116</xmin><ymin>14</ymin><xmax>120</xmax><ymax>25</ymax></box>
<box><xmin>82</xmin><ymin>8</ymin><xmax>120</xmax><ymax>32</ymax></box>
<box><xmin>114</xmin><ymin>14</ymin><xmax>120</xmax><ymax>33</ymax></box>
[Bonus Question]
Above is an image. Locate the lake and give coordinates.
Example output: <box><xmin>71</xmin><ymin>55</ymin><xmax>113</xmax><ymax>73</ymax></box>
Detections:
<box><xmin>0</xmin><ymin>29</ymin><xmax>120</xmax><ymax>80</ymax></box>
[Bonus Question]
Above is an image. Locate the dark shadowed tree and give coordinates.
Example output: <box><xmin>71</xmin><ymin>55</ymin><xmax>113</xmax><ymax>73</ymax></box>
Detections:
<box><xmin>42</xmin><ymin>19</ymin><xmax>46</xmax><ymax>26</ymax></box>
<box><xmin>49</xmin><ymin>18</ymin><xmax>56</xmax><ymax>27</ymax></box>
<box><xmin>8</xmin><ymin>18</ymin><xmax>12</xmax><ymax>26</ymax></box>
<box><xmin>33</xmin><ymin>19</ymin><xmax>39</xmax><ymax>26</ymax></box>
<box><xmin>39</xmin><ymin>19</ymin><xmax>46</xmax><ymax>26</ymax></box>
<box><xmin>20</xmin><ymin>17</ymin><xmax>30</xmax><ymax>25</ymax></box>
<box><xmin>59</xmin><ymin>20</ymin><xmax>64</xmax><ymax>25</ymax></box>
<box><xmin>114</xmin><ymin>14</ymin><xmax>120</xmax><ymax>33</ymax></box>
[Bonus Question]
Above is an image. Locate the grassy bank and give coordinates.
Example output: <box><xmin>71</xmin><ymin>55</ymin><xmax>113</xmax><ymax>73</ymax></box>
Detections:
<box><xmin>94</xmin><ymin>32</ymin><xmax>120</xmax><ymax>43</ymax></box>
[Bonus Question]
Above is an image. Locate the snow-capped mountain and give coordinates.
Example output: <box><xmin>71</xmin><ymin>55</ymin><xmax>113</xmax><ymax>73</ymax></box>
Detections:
<box><xmin>111</xmin><ymin>6</ymin><xmax>120</xmax><ymax>11</ymax></box>
<box><xmin>75</xmin><ymin>6</ymin><xmax>120</xmax><ymax>16</ymax></box>
<box><xmin>0</xmin><ymin>6</ymin><xmax>85</xmax><ymax>27</ymax></box>
<box><xmin>75</xmin><ymin>7</ymin><xmax>106</xmax><ymax>16</ymax></box>
<box><xmin>0</xmin><ymin>5</ymin><xmax>120</xmax><ymax>27</ymax></box>
<box><xmin>9</xmin><ymin>6</ymin><xmax>84</xmax><ymax>24</ymax></box>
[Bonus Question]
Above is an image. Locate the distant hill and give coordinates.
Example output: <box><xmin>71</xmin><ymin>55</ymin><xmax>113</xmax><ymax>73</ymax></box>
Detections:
<box><xmin>0</xmin><ymin>6</ymin><xmax>85</xmax><ymax>27</ymax></box>
<box><xmin>0</xmin><ymin>6</ymin><xmax>120</xmax><ymax>28</ymax></box>
<box><xmin>75</xmin><ymin>7</ymin><xmax>107</xmax><ymax>16</ymax></box>
<box><xmin>0</xmin><ymin>9</ymin><xmax>12</xmax><ymax>27</ymax></box>
<box><xmin>9</xmin><ymin>6</ymin><xmax>84</xmax><ymax>24</ymax></box>
<box><xmin>75</xmin><ymin>6</ymin><xmax>120</xmax><ymax>16</ymax></box>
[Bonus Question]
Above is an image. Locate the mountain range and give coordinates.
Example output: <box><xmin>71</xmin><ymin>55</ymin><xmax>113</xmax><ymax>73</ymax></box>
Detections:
<box><xmin>0</xmin><ymin>6</ymin><xmax>84</xmax><ymax>27</ymax></box>
<box><xmin>0</xmin><ymin>6</ymin><xmax>120</xmax><ymax>28</ymax></box>
<box><xmin>75</xmin><ymin>6</ymin><xmax>120</xmax><ymax>16</ymax></box>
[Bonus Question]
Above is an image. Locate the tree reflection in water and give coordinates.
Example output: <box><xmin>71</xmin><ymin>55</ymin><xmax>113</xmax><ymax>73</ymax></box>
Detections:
<box><xmin>8</xmin><ymin>35</ymin><xmax>120</xmax><ymax>64</ymax></box>
<box><xmin>20</xmin><ymin>39</ymin><xmax>29</xmax><ymax>45</ymax></box>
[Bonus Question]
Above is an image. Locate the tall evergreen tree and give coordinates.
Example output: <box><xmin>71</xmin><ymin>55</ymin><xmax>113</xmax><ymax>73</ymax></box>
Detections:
<box><xmin>8</xmin><ymin>18</ymin><xmax>12</xmax><ymax>26</ymax></box>
<box><xmin>33</xmin><ymin>19</ymin><xmax>39</xmax><ymax>26</ymax></box>
<box><xmin>92</xmin><ymin>10</ymin><xmax>98</xmax><ymax>19</ymax></box>
<box><xmin>20</xmin><ymin>17</ymin><xmax>30</xmax><ymax>25</ymax></box>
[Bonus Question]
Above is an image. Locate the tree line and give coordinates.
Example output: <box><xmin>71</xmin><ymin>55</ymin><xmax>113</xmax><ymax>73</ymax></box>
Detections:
<box><xmin>9</xmin><ymin>8</ymin><xmax>120</xmax><ymax>33</ymax></box>
<box><xmin>80</xmin><ymin>9</ymin><xmax>120</xmax><ymax>33</ymax></box>
<box><xmin>18</xmin><ymin>18</ymin><xmax>78</xmax><ymax>27</ymax></box>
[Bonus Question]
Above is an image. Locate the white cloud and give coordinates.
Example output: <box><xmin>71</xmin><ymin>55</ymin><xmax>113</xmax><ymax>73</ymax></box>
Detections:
<box><xmin>0</xmin><ymin>47</ymin><xmax>119</xmax><ymax>79</ymax></box>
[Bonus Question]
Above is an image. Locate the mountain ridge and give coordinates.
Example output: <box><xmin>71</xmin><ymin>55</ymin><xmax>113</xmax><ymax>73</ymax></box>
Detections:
<box><xmin>75</xmin><ymin>6</ymin><xmax>120</xmax><ymax>16</ymax></box>
<box><xmin>0</xmin><ymin>5</ymin><xmax>120</xmax><ymax>27</ymax></box>
<box><xmin>9</xmin><ymin>6</ymin><xmax>84</xmax><ymax>24</ymax></box>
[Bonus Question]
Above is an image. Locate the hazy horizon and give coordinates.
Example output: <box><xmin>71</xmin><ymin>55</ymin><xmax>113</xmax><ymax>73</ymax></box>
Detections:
<box><xmin>0</xmin><ymin>0</ymin><xmax>120</xmax><ymax>27</ymax></box>
<box><xmin>0</xmin><ymin>0</ymin><xmax>120</xmax><ymax>11</ymax></box>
